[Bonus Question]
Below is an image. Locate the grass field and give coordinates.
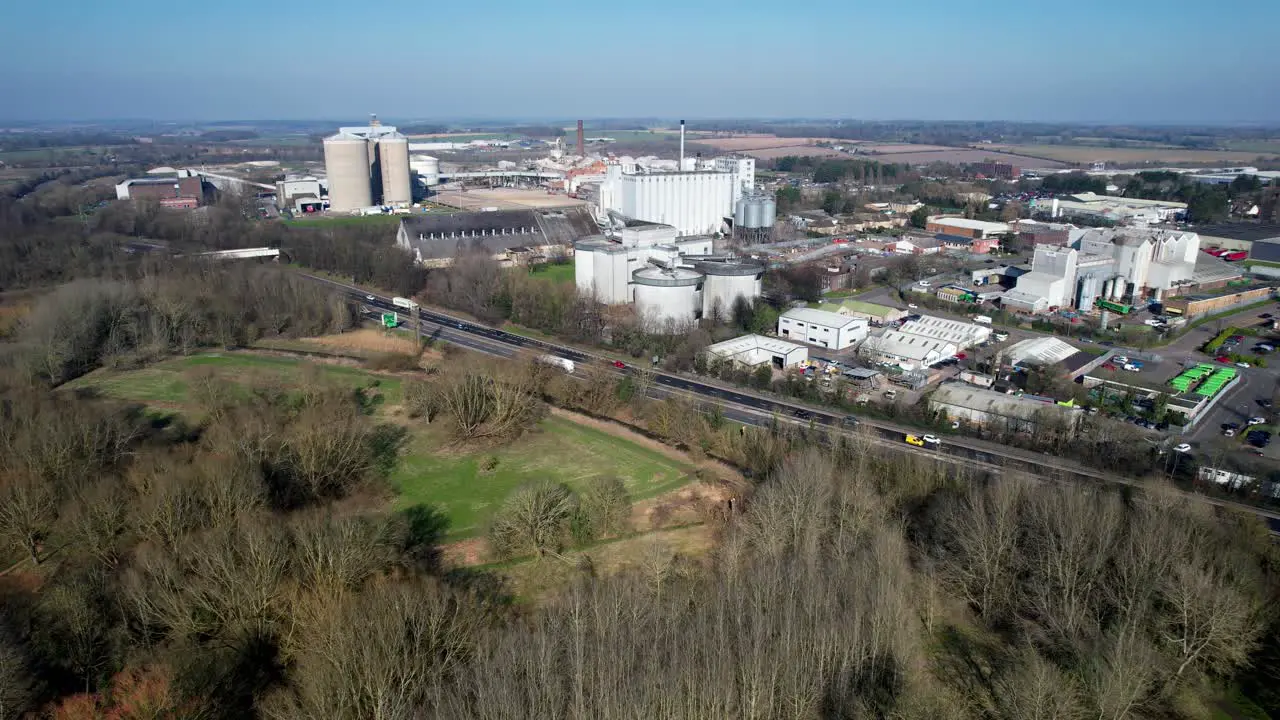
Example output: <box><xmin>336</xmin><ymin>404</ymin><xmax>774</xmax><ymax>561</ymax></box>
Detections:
<box><xmin>526</xmin><ymin>262</ymin><xmax>575</xmax><ymax>285</ymax></box>
<box><xmin>283</xmin><ymin>214</ymin><xmax>403</xmax><ymax>227</ymax></box>
<box><xmin>392</xmin><ymin>415</ymin><xmax>695</xmax><ymax>539</ymax></box>
<box><xmin>64</xmin><ymin>351</ymin><xmax>403</xmax><ymax>406</ymax></box>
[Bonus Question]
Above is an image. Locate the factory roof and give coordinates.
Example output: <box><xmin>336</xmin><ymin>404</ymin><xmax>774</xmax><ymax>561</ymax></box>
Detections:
<box><xmin>863</xmin><ymin>331</ymin><xmax>956</xmax><ymax>362</ymax></box>
<box><xmin>706</xmin><ymin>334</ymin><xmax>807</xmax><ymax>363</ymax></box>
<box><xmin>1193</xmin><ymin>223</ymin><xmax>1280</xmax><ymax>243</ymax></box>
<box><xmin>632</xmin><ymin>265</ymin><xmax>702</xmax><ymax>286</ymax></box>
<box><xmin>929</xmin><ymin>217</ymin><xmax>1011</xmax><ymax>233</ymax></box>
<box><xmin>931</xmin><ymin>383</ymin><xmax>1076</xmax><ymax>424</ymax></box>
<box><xmin>1191</xmin><ymin>253</ymin><xmax>1245</xmax><ymax>285</ymax></box>
<box><xmin>1251</xmin><ymin>237</ymin><xmax>1280</xmax><ymax>264</ymax></box>
<box><xmin>780</xmin><ymin>307</ymin><xmax>867</xmax><ymax>329</ymax></box>
<box><xmin>1067</xmin><ymin>192</ymin><xmax>1187</xmax><ymax>209</ymax></box>
<box><xmin>899</xmin><ymin>315</ymin><xmax>992</xmax><ymax>345</ymax></box>
<box><xmin>401</xmin><ymin>210</ymin><xmax>542</xmax><ymax>236</ymax></box>
<box><xmin>1004</xmin><ymin>337</ymin><xmax>1080</xmax><ymax>367</ymax></box>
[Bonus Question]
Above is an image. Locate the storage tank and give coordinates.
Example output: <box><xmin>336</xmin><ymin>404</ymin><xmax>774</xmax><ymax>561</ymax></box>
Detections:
<box><xmin>760</xmin><ymin>196</ymin><xmax>777</xmax><ymax>227</ymax></box>
<box><xmin>734</xmin><ymin>198</ymin><xmax>746</xmax><ymax>227</ymax></box>
<box><xmin>698</xmin><ymin>259</ymin><xmax>764</xmax><ymax>317</ymax></box>
<box><xmin>377</xmin><ymin>133</ymin><xmax>412</xmax><ymax>206</ymax></box>
<box><xmin>323</xmin><ymin>133</ymin><xmax>373</xmax><ymax>212</ymax></box>
<box><xmin>632</xmin><ymin>266</ymin><xmax>702</xmax><ymax>324</ymax></box>
<box><xmin>411</xmin><ymin>155</ymin><xmax>440</xmax><ymax>186</ymax></box>
<box><xmin>744</xmin><ymin>196</ymin><xmax>762</xmax><ymax>229</ymax></box>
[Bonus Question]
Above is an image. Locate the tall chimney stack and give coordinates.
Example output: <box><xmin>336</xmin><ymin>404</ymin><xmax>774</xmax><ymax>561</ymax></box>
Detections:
<box><xmin>679</xmin><ymin>119</ymin><xmax>685</xmax><ymax>171</ymax></box>
<box><xmin>576</xmin><ymin>120</ymin><xmax>585</xmax><ymax>157</ymax></box>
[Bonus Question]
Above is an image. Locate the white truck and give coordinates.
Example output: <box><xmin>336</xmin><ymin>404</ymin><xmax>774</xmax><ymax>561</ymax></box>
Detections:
<box><xmin>392</xmin><ymin>296</ymin><xmax>419</xmax><ymax>310</ymax></box>
<box><xmin>973</xmin><ymin>315</ymin><xmax>993</xmax><ymax>325</ymax></box>
<box><xmin>537</xmin><ymin>354</ymin><xmax>576</xmax><ymax>374</ymax></box>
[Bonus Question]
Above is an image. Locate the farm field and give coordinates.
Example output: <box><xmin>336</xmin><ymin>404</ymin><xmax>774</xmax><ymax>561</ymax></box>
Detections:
<box><xmin>867</xmin><ymin>147</ymin><xmax>1068</xmax><ymax>169</ymax></box>
<box><xmin>63</xmin><ymin>351</ymin><xmax>404</xmax><ymax>407</ymax></box>
<box><xmin>984</xmin><ymin>143</ymin><xmax>1280</xmax><ymax>167</ymax></box>
<box><xmin>391</xmin><ymin>413</ymin><xmax>696</xmax><ymax>540</ymax></box>
<box><xmin>695</xmin><ymin>135</ymin><xmax>849</xmax><ymax>152</ymax></box>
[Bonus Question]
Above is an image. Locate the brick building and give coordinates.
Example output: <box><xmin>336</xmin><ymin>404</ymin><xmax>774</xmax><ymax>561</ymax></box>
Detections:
<box><xmin>968</xmin><ymin>161</ymin><xmax>1020</xmax><ymax>180</ymax></box>
<box><xmin>116</xmin><ymin>176</ymin><xmax>206</xmax><ymax>207</ymax></box>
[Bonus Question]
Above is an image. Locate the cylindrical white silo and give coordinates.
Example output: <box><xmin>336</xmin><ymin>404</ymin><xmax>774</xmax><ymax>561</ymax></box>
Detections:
<box><xmin>734</xmin><ymin>198</ymin><xmax>746</xmax><ymax>227</ymax></box>
<box><xmin>745</xmin><ymin>196</ymin><xmax>763</xmax><ymax>228</ymax></box>
<box><xmin>378</xmin><ymin>133</ymin><xmax>412</xmax><ymax>206</ymax></box>
<box><xmin>1101</xmin><ymin>279</ymin><xmax>1113</xmax><ymax>304</ymax></box>
<box><xmin>323</xmin><ymin>133</ymin><xmax>373</xmax><ymax>212</ymax></box>
<box><xmin>632</xmin><ymin>266</ymin><xmax>702</xmax><ymax>324</ymax></box>
<box><xmin>412</xmin><ymin>155</ymin><xmax>440</xmax><ymax>186</ymax></box>
<box><xmin>699</xmin><ymin>260</ymin><xmax>764</xmax><ymax>318</ymax></box>
<box><xmin>1111</xmin><ymin>278</ymin><xmax>1126</xmax><ymax>301</ymax></box>
<box><xmin>760</xmin><ymin>196</ymin><xmax>777</xmax><ymax>227</ymax></box>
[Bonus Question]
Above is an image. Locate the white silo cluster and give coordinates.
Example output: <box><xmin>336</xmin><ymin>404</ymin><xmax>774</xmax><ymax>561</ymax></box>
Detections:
<box><xmin>574</xmin><ymin>218</ymin><xmax>764</xmax><ymax>326</ymax></box>
<box><xmin>322</xmin><ymin>117</ymin><xmax>412</xmax><ymax>213</ymax></box>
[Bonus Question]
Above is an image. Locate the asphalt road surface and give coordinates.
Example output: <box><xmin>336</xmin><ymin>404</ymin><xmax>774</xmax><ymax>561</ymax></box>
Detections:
<box><xmin>312</xmin><ymin>274</ymin><xmax>1280</xmax><ymax>534</ymax></box>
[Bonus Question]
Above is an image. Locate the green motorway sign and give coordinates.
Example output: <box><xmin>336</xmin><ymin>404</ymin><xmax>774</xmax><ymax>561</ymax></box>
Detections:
<box><xmin>382</xmin><ymin>312</ymin><xmax>398</xmax><ymax>328</ymax></box>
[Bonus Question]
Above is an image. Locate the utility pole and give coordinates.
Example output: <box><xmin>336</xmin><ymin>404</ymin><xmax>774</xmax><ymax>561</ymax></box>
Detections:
<box><xmin>414</xmin><ymin>303</ymin><xmax>422</xmax><ymax>348</ymax></box>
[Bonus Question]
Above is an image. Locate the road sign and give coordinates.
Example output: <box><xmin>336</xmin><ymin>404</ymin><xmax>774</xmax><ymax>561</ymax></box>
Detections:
<box><xmin>382</xmin><ymin>312</ymin><xmax>398</xmax><ymax>328</ymax></box>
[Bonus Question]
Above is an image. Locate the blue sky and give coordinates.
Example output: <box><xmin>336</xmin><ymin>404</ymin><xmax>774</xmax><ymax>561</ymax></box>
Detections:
<box><xmin>2</xmin><ymin>0</ymin><xmax>1278</xmax><ymax>123</ymax></box>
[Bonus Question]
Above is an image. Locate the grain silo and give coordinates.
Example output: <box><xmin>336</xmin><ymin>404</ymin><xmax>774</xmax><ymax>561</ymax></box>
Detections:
<box><xmin>323</xmin><ymin>133</ymin><xmax>374</xmax><ymax>212</ymax></box>
<box><xmin>377</xmin><ymin>133</ymin><xmax>412</xmax><ymax>206</ymax></box>
<box><xmin>698</xmin><ymin>259</ymin><xmax>764</xmax><ymax>318</ymax></box>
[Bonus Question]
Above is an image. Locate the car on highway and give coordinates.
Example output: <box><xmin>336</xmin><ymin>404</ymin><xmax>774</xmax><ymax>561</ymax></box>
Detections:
<box><xmin>905</xmin><ymin>434</ymin><xmax>926</xmax><ymax>447</ymax></box>
<box><xmin>1174</xmin><ymin>443</ymin><xmax>1192</xmax><ymax>453</ymax></box>
<box><xmin>907</xmin><ymin>303</ymin><xmax>918</xmax><ymax>309</ymax></box>
<box><xmin>1248</xmin><ymin>417</ymin><xmax>1267</xmax><ymax>426</ymax></box>
<box><xmin>793</xmin><ymin>409</ymin><xmax>812</xmax><ymax>420</ymax></box>
<box><xmin>916</xmin><ymin>281</ymin><xmax>931</xmax><ymax>287</ymax></box>
<box><xmin>365</xmin><ymin>294</ymin><xmax>375</xmax><ymax>301</ymax></box>
<box><xmin>612</xmin><ymin>360</ymin><xmax>627</xmax><ymax>369</ymax></box>
<box><xmin>1237</xmin><ymin>362</ymin><xmax>1251</xmax><ymax>369</ymax></box>
<box><xmin>922</xmin><ymin>434</ymin><xmax>941</xmax><ymax>447</ymax></box>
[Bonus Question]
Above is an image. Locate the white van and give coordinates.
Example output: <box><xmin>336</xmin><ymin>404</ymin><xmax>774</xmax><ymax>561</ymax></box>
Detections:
<box><xmin>974</xmin><ymin>315</ymin><xmax>993</xmax><ymax>325</ymax></box>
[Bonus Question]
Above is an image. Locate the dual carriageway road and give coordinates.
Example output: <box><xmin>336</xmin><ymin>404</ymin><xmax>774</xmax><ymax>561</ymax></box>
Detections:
<box><xmin>302</xmin><ymin>273</ymin><xmax>1280</xmax><ymax>534</ymax></box>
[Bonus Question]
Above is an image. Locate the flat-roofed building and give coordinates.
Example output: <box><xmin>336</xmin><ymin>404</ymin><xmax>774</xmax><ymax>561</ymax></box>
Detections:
<box><xmin>926</xmin><ymin>217</ymin><xmax>1010</xmax><ymax>239</ymax></box>
<box><xmin>777</xmin><ymin>308</ymin><xmax>869</xmax><ymax>350</ymax></box>
<box><xmin>820</xmin><ymin>299</ymin><xmax>908</xmax><ymax>326</ymax></box>
<box><xmin>705</xmin><ymin>334</ymin><xmax>808</xmax><ymax>369</ymax></box>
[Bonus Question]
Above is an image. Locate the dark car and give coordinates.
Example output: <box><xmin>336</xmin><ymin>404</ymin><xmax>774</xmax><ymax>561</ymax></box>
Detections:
<box><xmin>1260</xmin><ymin>313</ymin><xmax>1273</xmax><ymax>319</ymax></box>
<box><xmin>1247</xmin><ymin>430</ymin><xmax>1272</xmax><ymax>447</ymax></box>
<box><xmin>1223</xmin><ymin>422</ymin><xmax>1240</xmax><ymax>430</ymax></box>
<box><xmin>1258</xmin><ymin>398</ymin><xmax>1273</xmax><ymax>408</ymax></box>
<box><xmin>793</xmin><ymin>409</ymin><xmax>812</xmax><ymax>420</ymax></box>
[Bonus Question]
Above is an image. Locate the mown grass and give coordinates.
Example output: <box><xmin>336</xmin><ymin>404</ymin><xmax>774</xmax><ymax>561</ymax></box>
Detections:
<box><xmin>525</xmin><ymin>262</ymin><xmax>575</xmax><ymax>285</ymax></box>
<box><xmin>391</xmin><ymin>415</ymin><xmax>695</xmax><ymax>540</ymax></box>
<box><xmin>64</xmin><ymin>351</ymin><xmax>403</xmax><ymax>406</ymax></box>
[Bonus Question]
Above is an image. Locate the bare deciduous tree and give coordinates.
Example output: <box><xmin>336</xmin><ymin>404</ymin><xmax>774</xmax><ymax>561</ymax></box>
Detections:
<box><xmin>0</xmin><ymin>473</ymin><xmax>58</xmax><ymax>565</ymax></box>
<box><xmin>488</xmin><ymin>481</ymin><xmax>577</xmax><ymax>559</ymax></box>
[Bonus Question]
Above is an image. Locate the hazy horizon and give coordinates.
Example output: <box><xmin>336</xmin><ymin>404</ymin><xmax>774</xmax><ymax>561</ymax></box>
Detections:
<box><xmin>4</xmin><ymin>0</ymin><xmax>1279</xmax><ymax>124</ymax></box>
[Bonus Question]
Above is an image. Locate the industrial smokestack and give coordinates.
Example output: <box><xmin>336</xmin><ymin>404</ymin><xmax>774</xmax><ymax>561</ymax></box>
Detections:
<box><xmin>679</xmin><ymin>120</ymin><xmax>685</xmax><ymax>171</ymax></box>
<box><xmin>576</xmin><ymin>120</ymin><xmax>584</xmax><ymax>157</ymax></box>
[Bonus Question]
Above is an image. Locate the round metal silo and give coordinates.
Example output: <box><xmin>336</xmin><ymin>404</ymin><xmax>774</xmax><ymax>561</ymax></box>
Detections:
<box><xmin>744</xmin><ymin>195</ymin><xmax>763</xmax><ymax>228</ymax></box>
<box><xmin>323</xmin><ymin>133</ymin><xmax>373</xmax><ymax>212</ymax></box>
<box><xmin>734</xmin><ymin>198</ymin><xmax>746</xmax><ymax>227</ymax></box>
<box><xmin>412</xmin><ymin>155</ymin><xmax>440</xmax><ymax>186</ymax></box>
<box><xmin>378</xmin><ymin>133</ymin><xmax>412</xmax><ymax>206</ymax></box>
<box><xmin>760</xmin><ymin>196</ymin><xmax>777</xmax><ymax>227</ymax></box>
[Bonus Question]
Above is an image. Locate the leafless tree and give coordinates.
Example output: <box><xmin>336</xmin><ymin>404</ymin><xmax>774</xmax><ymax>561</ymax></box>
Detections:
<box><xmin>0</xmin><ymin>627</ymin><xmax>35</xmax><ymax>720</ymax></box>
<box><xmin>0</xmin><ymin>473</ymin><xmax>58</xmax><ymax>565</ymax></box>
<box><xmin>936</xmin><ymin>478</ymin><xmax>1026</xmax><ymax>621</ymax></box>
<box><xmin>488</xmin><ymin>481</ymin><xmax>577</xmax><ymax>559</ymax></box>
<box><xmin>991</xmin><ymin>647</ymin><xmax>1086</xmax><ymax>720</ymax></box>
<box><xmin>572</xmin><ymin>476</ymin><xmax>631</xmax><ymax>543</ymax></box>
<box><xmin>1157</xmin><ymin>545</ymin><xmax>1263</xmax><ymax>684</ymax></box>
<box><xmin>61</xmin><ymin>477</ymin><xmax>129</xmax><ymax>566</ymax></box>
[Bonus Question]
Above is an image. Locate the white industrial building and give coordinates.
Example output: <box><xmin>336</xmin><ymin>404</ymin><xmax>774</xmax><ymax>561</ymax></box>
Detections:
<box><xmin>1005</xmin><ymin>244</ymin><xmax>1079</xmax><ymax>313</ymax></box>
<box><xmin>926</xmin><ymin>217</ymin><xmax>1010</xmax><ymax>238</ymax></box>
<box><xmin>1032</xmin><ymin>192</ymin><xmax>1186</xmax><ymax>226</ymax></box>
<box><xmin>596</xmin><ymin>123</ymin><xmax>757</xmax><ymax>238</ymax></box>
<box><xmin>860</xmin><ymin>331</ymin><xmax>957</xmax><ymax>370</ymax></box>
<box><xmin>322</xmin><ymin>117</ymin><xmax>412</xmax><ymax>212</ymax></box>
<box><xmin>930</xmin><ymin>383</ymin><xmax>1080</xmax><ymax>433</ymax></box>
<box><xmin>1003</xmin><ymin>337</ymin><xmax>1081</xmax><ymax>367</ymax></box>
<box><xmin>706</xmin><ymin>334</ymin><xmax>808</xmax><ymax>370</ymax></box>
<box><xmin>777</xmin><ymin>308</ymin><xmax>869</xmax><ymax>350</ymax></box>
<box><xmin>1076</xmin><ymin>227</ymin><xmax>1200</xmax><ymax>302</ymax></box>
<box><xmin>897</xmin><ymin>315</ymin><xmax>992</xmax><ymax>350</ymax></box>
<box><xmin>574</xmin><ymin>219</ymin><xmax>762</xmax><ymax>325</ymax></box>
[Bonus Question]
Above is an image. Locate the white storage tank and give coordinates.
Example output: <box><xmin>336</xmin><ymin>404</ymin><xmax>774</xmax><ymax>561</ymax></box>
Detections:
<box><xmin>699</xmin><ymin>260</ymin><xmax>764</xmax><ymax>317</ymax></box>
<box><xmin>632</xmin><ymin>266</ymin><xmax>703</xmax><ymax>324</ymax></box>
<box><xmin>411</xmin><ymin>155</ymin><xmax>440</xmax><ymax>186</ymax></box>
<box><xmin>377</xmin><ymin>133</ymin><xmax>412</xmax><ymax>206</ymax></box>
<box><xmin>323</xmin><ymin>133</ymin><xmax>373</xmax><ymax>212</ymax></box>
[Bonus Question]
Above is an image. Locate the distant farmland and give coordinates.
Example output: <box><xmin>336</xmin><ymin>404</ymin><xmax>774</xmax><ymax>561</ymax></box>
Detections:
<box><xmin>983</xmin><ymin>144</ymin><xmax>1280</xmax><ymax>167</ymax></box>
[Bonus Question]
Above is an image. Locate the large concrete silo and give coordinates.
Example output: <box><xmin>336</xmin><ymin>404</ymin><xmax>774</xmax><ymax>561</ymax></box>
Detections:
<box><xmin>632</xmin><ymin>266</ymin><xmax>703</xmax><ymax>324</ymax></box>
<box><xmin>377</xmin><ymin>133</ymin><xmax>412</xmax><ymax>206</ymax></box>
<box><xmin>698</xmin><ymin>259</ymin><xmax>763</xmax><ymax>318</ymax></box>
<box><xmin>323</xmin><ymin>133</ymin><xmax>373</xmax><ymax>212</ymax></box>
